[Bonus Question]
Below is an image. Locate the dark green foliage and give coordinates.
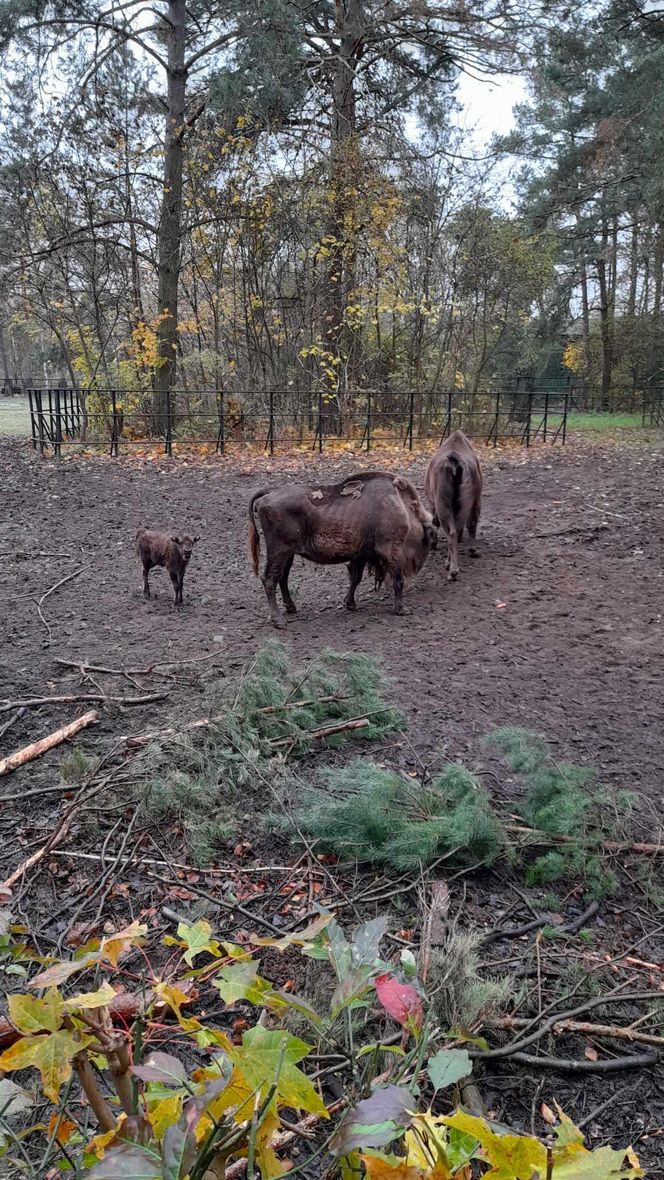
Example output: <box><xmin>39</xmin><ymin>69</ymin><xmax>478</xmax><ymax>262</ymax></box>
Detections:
<box><xmin>280</xmin><ymin>759</ymin><xmax>505</xmax><ymax>871</ymax></box>
<box><xmin>487</xmin><ymin>727</ymin><xmax>619</xmax><ymax>897</ymax></box>
<box><xmin>138</xmin><ymin>642</ymin><xmax>402</xmax><ymax>864</ymax></box>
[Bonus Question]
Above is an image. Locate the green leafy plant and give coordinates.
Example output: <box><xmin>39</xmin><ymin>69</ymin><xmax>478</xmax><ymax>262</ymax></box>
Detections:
<box><xmin>0</xmin><ymin>912</ymin><xmax>643</xmax><ymax>1179</ymax></box>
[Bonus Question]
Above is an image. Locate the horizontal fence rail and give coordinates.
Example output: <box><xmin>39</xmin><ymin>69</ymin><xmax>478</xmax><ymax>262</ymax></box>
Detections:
<box><xmin>24</xmin><ymin>385</ymin><xmax>573</xmax><ymax>458</ymax></box>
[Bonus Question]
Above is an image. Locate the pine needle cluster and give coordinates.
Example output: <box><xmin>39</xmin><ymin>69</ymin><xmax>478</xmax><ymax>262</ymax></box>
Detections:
<box><xmin>279</xmin><ymin>759</ymin><xmax>505</xmax><ymax>871</ymax></box>
<box><xmin>485</xmin><ymin>727</ymin><xmax>624</xmax><ymax>897</ymax></box>
<box><xmin>138</xmin><ymin>641</ymin><xmax>402</xmax><ymax>864</ymax></box>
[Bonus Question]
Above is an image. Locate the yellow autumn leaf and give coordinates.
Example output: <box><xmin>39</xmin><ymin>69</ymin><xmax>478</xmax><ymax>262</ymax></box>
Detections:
<box><xmin>8</xmin><ymin>990</ymin><xmax>64</xmax><ymax>1034</ymax></box>
<box><xmin>153</xmin><ymin>981</ymin><xmax>201</xmax><ymax>1033</ymax></box>
<box><xmin>62</xmin><ymin>982</ymin><xmax>117</xmax><ymax>1011</ymax></box>
<box><xmin>0</xmin><ymin>1030</ymin><xmax>94</xmax><ymax>1103</ymax></box>
<box><xmin>88</xmin><ymin>1115</ymin><xmax>126</xmax><ymax>1159</ymax></box>
<box><xmin>146</xmin><ymin>1092</ymin><xmax>184</xmax><ymax>1138</ymax></box>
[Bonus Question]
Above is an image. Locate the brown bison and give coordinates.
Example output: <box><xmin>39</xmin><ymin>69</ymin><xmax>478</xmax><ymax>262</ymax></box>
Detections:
<box><xmin>424</xmin><ymin>430</ymin><xmax>482</xmax><ymax>581</ymax></box>
<box><xmin>248</xmin><ymin>471</ymin><xmax>437</xmax><ymax>628</ymax></box>
<box><xmin>136</xmin><ymin>529</ymin><xmax>200</xmax><ymax>605</ymax></box>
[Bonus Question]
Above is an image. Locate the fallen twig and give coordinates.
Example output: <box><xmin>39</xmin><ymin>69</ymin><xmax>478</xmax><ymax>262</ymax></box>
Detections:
<box><xmin>36</xmin><ymin>566</ymin><xmax>86</xmax><ymax>639</ymax></box>
<box><xmin>0</xmin><ymin>707</ymin><xmax>26</xmax><ymax>741</ymax></box>
<box><xmin>484</xmin><ymin>900</ymin><xmax>600</xmax><ymax>945</ymax></box>
<box><xmin>505</xmin><ymin>823</ymin><xmax>664</xmax><ymax>856</ymax></box>
<box><xmin>490</xmin><ymin>1014</ymin><xmax>664</xmax><ymax>1048</ymax></box>
<box><xmin>507</xmin><ymin>1049</ymin><xmax>657</xmax><ymax>1073</ymax></box>
<box><xmin>0</xmin><ymin>761</ymin><xmax>123</xmax><ymax>891</ymax></box>
<box><xmin>473</xmin><ymin>991</ymin><xmax>664</xmax><ymax>1062</ymax></box>
<box><xmin>0</xmin><ymin>692</ymin><xmax>168</xmax><ymax>712</ymax></box>
<box><xmin>0</xmin><ymin>709</ymin><xmax>99</xmax><ymax>778</ymax></box>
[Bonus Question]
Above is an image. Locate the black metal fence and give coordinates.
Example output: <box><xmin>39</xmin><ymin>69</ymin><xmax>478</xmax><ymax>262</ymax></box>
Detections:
<box><xmin>25</xmin><ymin>384</ymin><xmax>571</xmax><ymax>457</ymax></box>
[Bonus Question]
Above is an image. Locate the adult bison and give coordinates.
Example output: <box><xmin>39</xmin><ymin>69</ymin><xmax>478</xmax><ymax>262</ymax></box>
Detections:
<box><xmin>248</xmin><ymin>471</ymin><xmax>437</xmax><ymax>628</ymax></box>
<box><xmin>424</xmin><ymin>430</ymin><xmax>482</xmax><ymax>581</ymax></box>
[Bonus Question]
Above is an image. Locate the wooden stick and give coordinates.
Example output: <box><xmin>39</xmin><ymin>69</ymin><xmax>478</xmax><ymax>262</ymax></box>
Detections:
<box><xmin>505</xmin><ymin>823</ymin><xmax>664</xmax><ymax>856</ymax></box>
<box><xmin>0</xmin><ymin>709</ymin><xmax>99</xmax><ymax>778</ymax></box>
<box><xmin>0</xmin><ymin>692</ymin><xmax>168</xmax><ymax>713</ymax></box>
<box><xmin>490</xmin><ymin>1015</ymin><xmax>664</xmax><ymax>1048</ymax></box>
<box><xmin>1</xmin><ymin>760</ymin><xmax>122</xmax><ymax>891</ymax></box>
<box><xmin>36</xmin><ymin>566</ymin><xmax>85</xmax><ymax>638</ymax></box>
<box><xmin>123</xmin><ymin>709</ymin><xmax>369</xmax><ymax>750</ymax></box>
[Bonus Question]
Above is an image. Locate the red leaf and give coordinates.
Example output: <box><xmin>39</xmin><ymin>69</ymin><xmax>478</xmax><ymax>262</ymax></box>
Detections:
<box><xmin>375</xmin><ymin>973</ymin><xmax>423</xmax><ymax>1032</ymax></box>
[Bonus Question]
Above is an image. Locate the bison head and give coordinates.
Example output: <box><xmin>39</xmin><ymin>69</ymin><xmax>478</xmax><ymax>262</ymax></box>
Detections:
<box><xmin>172</xmin><ymin>534</ymin><xmax>200</xmax><ymax>563</ymax></box>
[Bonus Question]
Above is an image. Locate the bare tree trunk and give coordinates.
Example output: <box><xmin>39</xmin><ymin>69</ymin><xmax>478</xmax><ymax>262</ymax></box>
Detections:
<box><xmin>596</xmin><ymin>215</ymin><xmax>612</xmax><ymax>411</ymax></box>
<box><xmin>627</xmin><ymin>218</ymin><xmax>639</xmax><ymax>319</ymax></box>
<box><xmin>153</xmin><ymin>0</ymin><xmax>187</xmax><ymax>434</ymax></box>
<box><xmin>323</xmin><ymin>0</ymin><xmax>364</xmax><ymax>409</ymax></box>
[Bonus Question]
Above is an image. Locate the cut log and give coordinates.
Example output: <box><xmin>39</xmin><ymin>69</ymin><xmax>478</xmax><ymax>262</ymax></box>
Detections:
<box><xmin>0</xmin><ymin>709</ymin><xmax>99</xmax><ymax>778</ymax></box>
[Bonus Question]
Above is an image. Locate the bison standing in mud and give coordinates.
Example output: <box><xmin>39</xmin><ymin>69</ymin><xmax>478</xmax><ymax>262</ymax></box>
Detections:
<box><xmin>248</xmin><ymin>472</ymin><xmax>437</xmax><ymax>628</ymax></box>
<box><xmin>424</xmin><ymin>430</ymin><xmax>482</xmax><ymax>581</ymax></box>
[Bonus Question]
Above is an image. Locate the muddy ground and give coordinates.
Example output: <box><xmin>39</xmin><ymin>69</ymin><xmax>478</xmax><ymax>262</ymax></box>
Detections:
<box><xmin>2</xmin><ymin>432</ymin><xmax>664</xmax><ymax>1171</ymax></box>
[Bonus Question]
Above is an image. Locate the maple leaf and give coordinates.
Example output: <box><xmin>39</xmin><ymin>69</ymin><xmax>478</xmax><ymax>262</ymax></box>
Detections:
<box><xmin>443</xmin><ymin>1111</ymin><xmax>547</xmax><ymax>1179</ymax></box>
<box><xmin>8</xmin><ymin>990</ymin><xmax>64</xmax><ymax>1034</ymax></box>
<box><xmin>63</xmin><ymin>981</ymin><xmax>117</xmax><ymax>1011</ymax></box>
<box><xmin>0</xmin><ymin>1029</ymin><xmax>94</xmax><ymax>1103</ymax></box>
<box><xmin>152</xmin><ymin>981</ymin><xmax>201</xmax><ymax>1033</ymax></box>
<box><xmin>176</xmin><ymin>918</ymin><xmax>221</xmax><ymax>966</ymax></box>
<box><xmin>229</xmin><ymin>1026</ymin><xmax>328</xmax><ymax>1116</ymax></box>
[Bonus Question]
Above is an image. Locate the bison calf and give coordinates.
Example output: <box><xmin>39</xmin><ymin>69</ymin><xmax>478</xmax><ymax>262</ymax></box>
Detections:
<box><xmin>248</xmin><ymin>471</ymin><xmax>437</xmax><ymax>628</ymax></box>
<box><xmin>424</xmin><ymin>430</ymin><xmax>482</xmax><ymax>581</ymax></box>
<box><xmin>136</xmin><ymin>529</ymin><xmax>199</xmax><ymax>606</ymax></box>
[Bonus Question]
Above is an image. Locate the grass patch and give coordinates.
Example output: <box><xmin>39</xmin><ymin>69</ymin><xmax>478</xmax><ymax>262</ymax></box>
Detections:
<box><xmin>568</xmin><ymin>410</ymin><xmax>644</xmax><ymax>432</ymax></box>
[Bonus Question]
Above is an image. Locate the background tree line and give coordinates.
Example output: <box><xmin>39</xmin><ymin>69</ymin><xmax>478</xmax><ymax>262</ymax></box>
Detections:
<box><xmin>0</xmin><ymin>0</ymin><xmax>662</xmax><ymax>429</ymax></box>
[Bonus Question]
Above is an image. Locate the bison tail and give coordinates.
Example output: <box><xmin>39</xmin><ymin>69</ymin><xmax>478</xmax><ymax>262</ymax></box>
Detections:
<box><xmin>445</xmin><ymin>454</ymin><xmax>463</xmax><ymax>518</ymax></box>
<box><xmin>248</xmin><ymin>489</ymin><xmax>269</xmax><ymax>577</ymax></box>
<box><xmin>367</xmin><ymin>557</ymin><xmax>387</xmax><ymax>590</ymax></box>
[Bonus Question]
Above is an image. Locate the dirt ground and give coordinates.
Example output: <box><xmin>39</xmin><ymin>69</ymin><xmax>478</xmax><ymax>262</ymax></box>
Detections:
<box><xmin>2</xmin><ymin>432</ymin><xmax>664</xmax><ymax>1170</ymax></box>
<box><xmin>3</xmin><ymin>433</ymin><xmax>664</xmax><ymax>785</ymax></box>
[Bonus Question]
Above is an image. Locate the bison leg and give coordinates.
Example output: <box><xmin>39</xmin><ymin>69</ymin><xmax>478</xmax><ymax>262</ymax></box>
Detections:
<box><xmin>468</xmin><ymin>511</ymin><xmax>479</xmax><ymax>558</ymax></box>
<box><xmin>262</xmin><ymin>555</ymin><xmax>289</xmax><ymax>629</ymax></box>
<box><xmin>445</xmin><ymin>527</ymin><xmax>460</xmax><ymax>581</ymax></box>
<box><xmin>280</xmin><ymin>557</ymin><xmax>297</xmax><ymax>614</ymax></box>
<box><xmin>345</xmin><ymin>558</ymin><xmax>365</xmax><ymax>611</ymax></box>
<box><xmin>170</xmin><ymin>569</ymin><xmax>182</xmax><ymax>606</ymax></box>
<box><xmin>392</xmin><ymin>566</ymin><xmax>410</xmax><ymax>616</ymax></box>
<box><xmin>142</xmin><ymin>563</ymin><xmax>151</xmax><ymax>598</ymax></box>
<box><xmin>178</xmin><ymin>569</ymin><xmax>186</xmax><ymax>603</ymax></box>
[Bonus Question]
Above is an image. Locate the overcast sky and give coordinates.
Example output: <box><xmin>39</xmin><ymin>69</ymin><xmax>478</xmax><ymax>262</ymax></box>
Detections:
<box><xmin>456</xmin><ymin>70</ymin><xmax>527</xmax><ymax>147</ymax></box>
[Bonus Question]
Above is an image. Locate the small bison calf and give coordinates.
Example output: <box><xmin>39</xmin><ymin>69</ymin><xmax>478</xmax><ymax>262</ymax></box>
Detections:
<box><xmin>136</xmin><ymin>528</ymin><xmax>199</xmax><ymax>606</ymax></box>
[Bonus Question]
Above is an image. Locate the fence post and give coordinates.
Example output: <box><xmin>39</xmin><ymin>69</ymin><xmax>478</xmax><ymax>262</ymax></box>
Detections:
<box><xmin>407</xmin><ymin>388</ymin><xmax>414</xmax><ymax>450</ymax></box>
<box><xmin>543</xmin><ymin>392</ymin><xmax>549</xmax><ymax>443</ymax></box>
<box><xmin>316</xmin><ymin>391</ymin><xmax>323</xmax><ymax>453</ymax></box>
<box><xmin>110</xmin><ymin>389</ymin><xmax>119</xmax><ymax>457</ymax></box>
<box><xmin>562</xmin><ymin>393</ymin><xmax>568</xmax><ymax>445</ymax></box>
<box><xmin>268</xmin><ymin>389</ymin><xmax>275</xmax><ymax>456</ymax></box>
<box><xmin>28</xmin><ymin>389</ymin><xmax>37</xmax><ymax>450</ymax></box>
<box><xmin>165</xmin><ymin>384</ymin><xmax>173</xmax><ymax>456</ymax></box>
<box><xmin>493</xmin><ymin>388</ymin><xmax>500</xmax><ymax>447</ymax></box>
<box><xmin>216</xmin><ymin>389</ymin><xmax>225</xmax><ymax>454</ymax></box>
<box><xmin>54</xmin><ymin>387</ymin><xmax>63</xmax><ymax>460</ymax></box>
<box><xmin>525</xmin><ymin>393</ymin><xmax>532</xmax><ymax>448</ymax></box>
<box><xmin>366</xmin><ymin>388</ymin><xmax>372</xmax><ymax>452</ymax></box>
<box><xmin>35</xmin><ymin>389</ymin><xmax>45</xmax><ymax>456</ymax></box>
